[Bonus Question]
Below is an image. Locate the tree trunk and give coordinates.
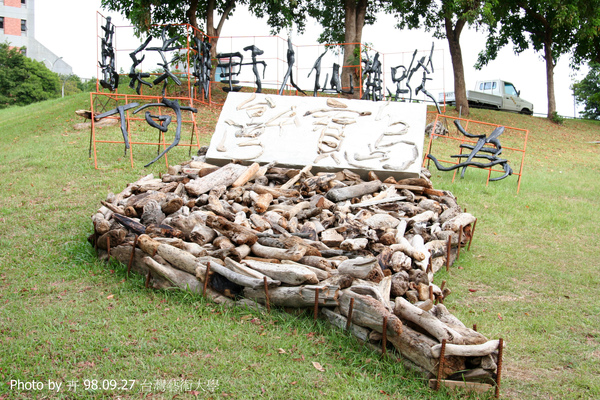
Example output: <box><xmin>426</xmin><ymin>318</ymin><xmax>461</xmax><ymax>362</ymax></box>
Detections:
<box><xmin>544</xmin><ymin>38</ymin><xmax>556</xmax><ymax>118</ymax></box>
<box><xmin>445</xmin><ymin>16</ymin><xmax>470</xmax><ymax>116</ymax></box>
<box><xmin>342</xmin><ymin>0</ymin><xmax>367</xmax><ymax>96</ymax></box>
<box><xmin>204</xmin><ymin>0</ymin><xmax>235</xmax><ymax>81</ymax></box>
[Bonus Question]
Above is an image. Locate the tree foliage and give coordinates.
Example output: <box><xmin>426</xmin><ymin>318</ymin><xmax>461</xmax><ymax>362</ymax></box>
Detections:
<box><xmin>0</xmin><ymin>43</ymin><xmax>60</xmax><ymax>109</ymax></box>
<box><xmin>573</xmin><ymin>62</ymin><xmax>600</xmax><ymax>120</ymax></box>
<box><xmin>475</xmin><ymin>0</ymin><xmax>582</xmax><ymax>118</ymax></box>
<box><xmin>390</xmin><ymin>0</ymin><xmax>490</xmax><ymax>115</ymax></box>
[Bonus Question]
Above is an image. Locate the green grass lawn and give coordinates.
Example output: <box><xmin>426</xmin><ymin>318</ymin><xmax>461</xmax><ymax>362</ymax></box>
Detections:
<box><xmin>1</xmin><ymin>93</ymin><xmax>599</xmax><ymax>399</ymax></box>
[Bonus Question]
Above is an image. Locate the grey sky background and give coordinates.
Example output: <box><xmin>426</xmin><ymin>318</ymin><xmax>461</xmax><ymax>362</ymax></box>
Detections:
<box><xmin>35</xmin><ymin>0</ymin><xmax>586</xmax><ymax>117</ymax></box>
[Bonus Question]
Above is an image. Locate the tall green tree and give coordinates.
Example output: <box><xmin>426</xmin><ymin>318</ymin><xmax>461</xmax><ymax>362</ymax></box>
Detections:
<box><xmin>573</xmin><ymin>62</ymin><xmax>600</xmax><ymax>120</ymax></box>
<box><xmin>0</xmin><ymin>43</ymin><xmax>60</xmax><ymax>109</ymax></box>
<box><xmin>476</xmin><ymin>0</ymin><xmax>580</xmax><ymax>119</ymax></box>
<box><xmin>390</xmin><ymin>0</ymin><xmax>489</xmax><ymax>116</ymax></box>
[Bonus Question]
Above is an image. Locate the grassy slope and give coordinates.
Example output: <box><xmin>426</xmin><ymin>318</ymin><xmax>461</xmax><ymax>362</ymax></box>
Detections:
<box><xmin>0</xmin><ymin>93</ymin><xmax>598</xmax><ymax>399</ymax></box>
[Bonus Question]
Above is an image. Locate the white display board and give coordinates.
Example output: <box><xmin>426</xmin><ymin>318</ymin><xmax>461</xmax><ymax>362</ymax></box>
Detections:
<box><xmin>206</xmin><ymin>92</ymin><xmax>426</xmax><ymax>179</ymax></box>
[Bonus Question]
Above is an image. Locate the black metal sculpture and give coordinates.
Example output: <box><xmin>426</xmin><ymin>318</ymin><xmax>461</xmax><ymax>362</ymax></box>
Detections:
<box><xmin>279</xmin><ymin>37</ymin><xmax>306</xmax><ymax>95</ymax></box>
<box><xmin>361</xmin><ymin>52</ymin><xmax>383</xmax><ymax>101</ymax></box>
<box><xmin>133</xmin><ymin>98</ymin><xmax>198</xmax><ymax>167</ymax></box>
<box><xmin>427</xmin><ymin>120</ymin><xmax>513</xmax><ymax>181</ymax></box>
<box><xmin>147</xmin><ymin>27</ymin><xmax>182</xmax><ymax>87</ymax></box>
<box><xmin>128</xmin><ymin>36</ymin><xmax>153</xmax><ymax>95</ymax></box>
<box><xmin>415</xmin><ymin>70</ymin><xmax>441</xmax><ymax>114</ymax></box>
<box><xmin>321</xmin><ymin>63</ymin><xmax>354</xmax><ymax>95</ymax></box>
<box><xmin>99</xmin><ymin>17</ymin><xmax>119</xmax><ymax>91</ymax></box>
<box><xmin>243</xmin><ymin>45</ymin><xmax>267</xmax><ymax>93</ymax></box>
<box><xmin>94</xmin><ymin>102</ymin><xmax>140</xmax><ymax>155</ymax></box>
<box><xmin>216</xmin><ymin>52</ymin><xmax>243</xmax><ymax>92</ymax></box>
<box><xmin>191</xmin><ymin>36</ymin><xmax>212</xmax><ymax>99</ymax></box>
<box><xmin>308</xmin><ymin>50</ymin><xmax>327</xmax><ymax>96</ymax></box>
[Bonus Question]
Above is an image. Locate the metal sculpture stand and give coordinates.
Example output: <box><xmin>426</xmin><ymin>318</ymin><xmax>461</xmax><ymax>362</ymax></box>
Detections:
<box><xmin>427</xmin><ymin>120</ymin><xmax>513</xmax><ymax>181</ymax></box>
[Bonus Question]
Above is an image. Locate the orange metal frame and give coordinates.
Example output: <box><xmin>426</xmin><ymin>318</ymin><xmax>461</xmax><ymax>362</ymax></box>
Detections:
<box><xmin>423</xmin><ymin>114</ymin><xmax>529</xmax><ymax>193</ymax></box>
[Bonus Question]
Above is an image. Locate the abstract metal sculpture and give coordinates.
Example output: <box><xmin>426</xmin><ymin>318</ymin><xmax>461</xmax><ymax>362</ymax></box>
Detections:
<box><xmin>216</xmin><ymin>52</ymin><xmax>243</xmax><ymax>92</ymax></box>
<box><xmin>243</xmin><ymin>45</ymin><xmax>267</xmax><ymax>93</ymax></box>
<box><xmin>133</xmin><ymin>98</ymin><xmax>198</xmax><ymax>167</ymax></box>
<box><xmin>279</xmin><ymin>37</ymin><xmax>306</xmax><ymax>96</ymax></box>
<box><xmin>147</xmin><ymin>27</ymin><xmax>182</xmax><ymax>86</ymax></box>
<box><xmin>191</xmin><ymin>37</ymin><xmax>212</xmax><ymax>99</ymax></box>
<box><xmin>361</xmin><ymin>52</ymin><xmax>383</xmax><ymax>101</ymax></box>
<box><xmin>99</xmin><ymin>17</ymin><xmax>119</xmax><ymax>91</ymax></box>
<box><xmin>94</xmin><ymin>102</ymin><xmax>140</xmax><ymax>155</ymax></box>
<box><xmin>128</xmin><ymin>36</ymin><xmax>153</xmax><ymax>95</ymax></box>
<box><xmin>427</xmin><ymin>120</ymin><xmax>513</xmax><ymax>181</ymax></box>
<box><xmin>308</xmin><ymin>50</ymin><xmax>327</xmax><ymax>96</ymax></box>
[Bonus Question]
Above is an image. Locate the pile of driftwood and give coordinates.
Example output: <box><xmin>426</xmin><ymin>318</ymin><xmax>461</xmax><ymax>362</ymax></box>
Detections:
<box><xmin>90</xmin><ymin>160</ymin><xmax>502</xmax><ymax>391</ymax></box>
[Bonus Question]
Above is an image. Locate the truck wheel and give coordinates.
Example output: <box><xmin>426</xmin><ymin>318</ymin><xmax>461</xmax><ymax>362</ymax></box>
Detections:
<box><xmin>520</xmin><ymin>108</ymin><xmax>532</xmax><ymax>115</ymax></box>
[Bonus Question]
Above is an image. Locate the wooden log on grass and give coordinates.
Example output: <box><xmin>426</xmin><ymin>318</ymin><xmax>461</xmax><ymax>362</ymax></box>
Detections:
<box><xmin>243</xmin><ymin>284</ymin><xmax>339</xmax><ymax>307</ymax></box>
<box><xmin>338</xmin><ymin>289</ymin><xmax>402</xmax><ymax>337</ymax></box>
<box><xmin>242</xmin><ymin>259</ymin><xmax>318</xmax><ymax>285</ymax></box>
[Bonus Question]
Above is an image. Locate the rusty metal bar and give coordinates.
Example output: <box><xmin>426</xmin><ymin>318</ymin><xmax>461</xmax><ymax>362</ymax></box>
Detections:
<box><xmin>127</xmin><ymin>235</ymin><xmax>139</xmax><ymax>277</ymax></box>
<box><xmin>457</xmin><ymin>225</ymin><xmax>463</xmax><ymax>260</ymax></box>
<box><xmin>468</xmin><ymin>218</ymin><xmax>478</xmax><ymax>251</ymax></box>
<box><xmin>346</xmin><ymin>297</ymin><xmax>355</xmax><ymax>331</ymax></box>
<box><xmin>314</xmin><ymin>287</ymin><xmax>320</xmax><ymax>321</ymax></box>
<box><xmin>381</xmin><ymin>316</ymin><xmax>388</xmax><ymax>357</ymax></box>
<box><xmin>263</xmin><ymin>276</ymin><xmax>271</xmax><ymax>312</ymax></box>
<box><xmin>495</xmin><ymin>338</ymin><xmax>504</xmax><ymax>398</ymax></box>
<box><xmin>435</xmin><ymin>339</ymin><xmax>447</xmax><ymax>391</ymax></box>
<box><xmin>446</xmin><ymin>236</ymin><xmax>452</xmax><ymax>272</ymax></box>
<box><xmin>203</xmin><ymin>261</ymin><xmax>211</xmax><ymax>297</ymax></box>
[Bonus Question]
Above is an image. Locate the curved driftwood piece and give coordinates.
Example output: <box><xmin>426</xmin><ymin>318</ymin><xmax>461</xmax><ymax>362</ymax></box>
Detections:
<box><xmin>205</xmin><ymin>215</ymin><xmax>258</xmax><ymax>246</ymax></box>
<box><xmin>190</xmin><ymin>224</ymin><xmax>218</xmax><ymax>245</ymax></box>
<box><xmin>250</xmin><ymin>242</ymin><xmax>306</xmax><ymax>262</ymax></box>
<box><xmin>231</xmin><ymin>162</ymin><xmax>260</xmax><ymax>188</ymax></box>
<box><xmin>143</xmin><ymin>256</ymin><xmax>201</xmax><ymax>294</ymax></box>
<box><xmin>251</xmin><ymin>183</ymin><xmax>300</xmax><ymax>199</ymax></box>
<box><xmin>185</xmin><ymin>163</ymin><xmax>247</xmax><ymax>196</ymax></box>
<box><xmin>441</xmin><ymin>212</ymin><xmax>476</xmax><ymax>232</ymax></box>
<box><xmin>338</xmin><ymin>257</ymin><xmax>384</xmax><ymax>283</ymax></box>
<box><xmin>395</xmin><ymin>297</ymin><xmax>462</xmax><ymax>343</ymax></box>
<box><xmin>431</xmin><ymin>340</ymin><xmax>503</xmax><ymax>359</ymax></box>
<box><xmin>325</xmin><ymin>180</ymin><xmax>382</xmax><ymax>202</ymax></box>
<box><xmin>281</xmin><ymin>260</ymin><xmax>329</xmax><ymax>281</ymax></box>
<box><xmin>242</xmin><ymin>259</ymin><xmax>318</xmax><ymax>285</ymax></box>
<box><xmin>153</xmin><ymin>237</ymin><xmax>207</xmax><ymax>257</ymax></box>
<box><xmin>390</xmin><ymin>237</ymin><xmax>426</xmax><ymax>261</ymax></box>
<box><xmin>223</xmin><ymin>257</ymin><xmax>270</xmax><ymax>280</ymax></box>
<box><xmin>200</xmin><ymin>257</ymin><xmax>280</xmax><ymax>290</ymax></box>
<box><xmin>339</xmin><ymin>289</ymin><xmax>402</xmax><ymax>337</ymax></box>
<box><xmin>243</xmin><ymin>284</ymin><xmax>339</xmax><ymax>307</ymax></box>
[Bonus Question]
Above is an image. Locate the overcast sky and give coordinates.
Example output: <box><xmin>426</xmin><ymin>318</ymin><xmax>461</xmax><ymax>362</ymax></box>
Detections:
<box><xmin>35</xmin><ymin>0</ymin><xmax>587</xmax><ymax>117</ymax></box>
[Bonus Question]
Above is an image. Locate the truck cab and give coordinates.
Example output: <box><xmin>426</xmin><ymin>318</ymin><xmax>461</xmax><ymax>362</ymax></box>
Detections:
<box><xmin>438</xmin><ymin>80</ymin><xmax>534</xmax><ymax>115</ymax></box>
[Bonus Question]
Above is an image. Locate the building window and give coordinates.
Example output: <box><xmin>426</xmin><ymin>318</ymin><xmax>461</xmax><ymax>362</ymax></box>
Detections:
<box><xmin>0</xmin><ymin>17</ymin><xmax>4</xmax><ymax>31</ymax></box>
<box><xmin>21</xmin><ymin>19</ymin><xmax>27</xmax><ymax>33</ymax></box>
<box><xmin>22</xmin><ymin>0</ymin><xmax>26</xmax><ymax>6</ymax></box>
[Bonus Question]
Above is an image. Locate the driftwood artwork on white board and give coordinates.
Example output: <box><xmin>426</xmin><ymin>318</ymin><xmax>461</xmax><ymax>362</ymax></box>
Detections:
<box><xmin>205</xmin><ymin>93</ymin><xmax>427</xmax><ymax>180</ymax></box>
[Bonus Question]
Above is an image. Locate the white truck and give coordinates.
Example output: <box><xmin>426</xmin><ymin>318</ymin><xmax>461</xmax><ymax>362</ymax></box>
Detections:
<box><xmin>439</xmin><ymin>80</ymin><xmax>534</xmax><ymax>115</ymax></box>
